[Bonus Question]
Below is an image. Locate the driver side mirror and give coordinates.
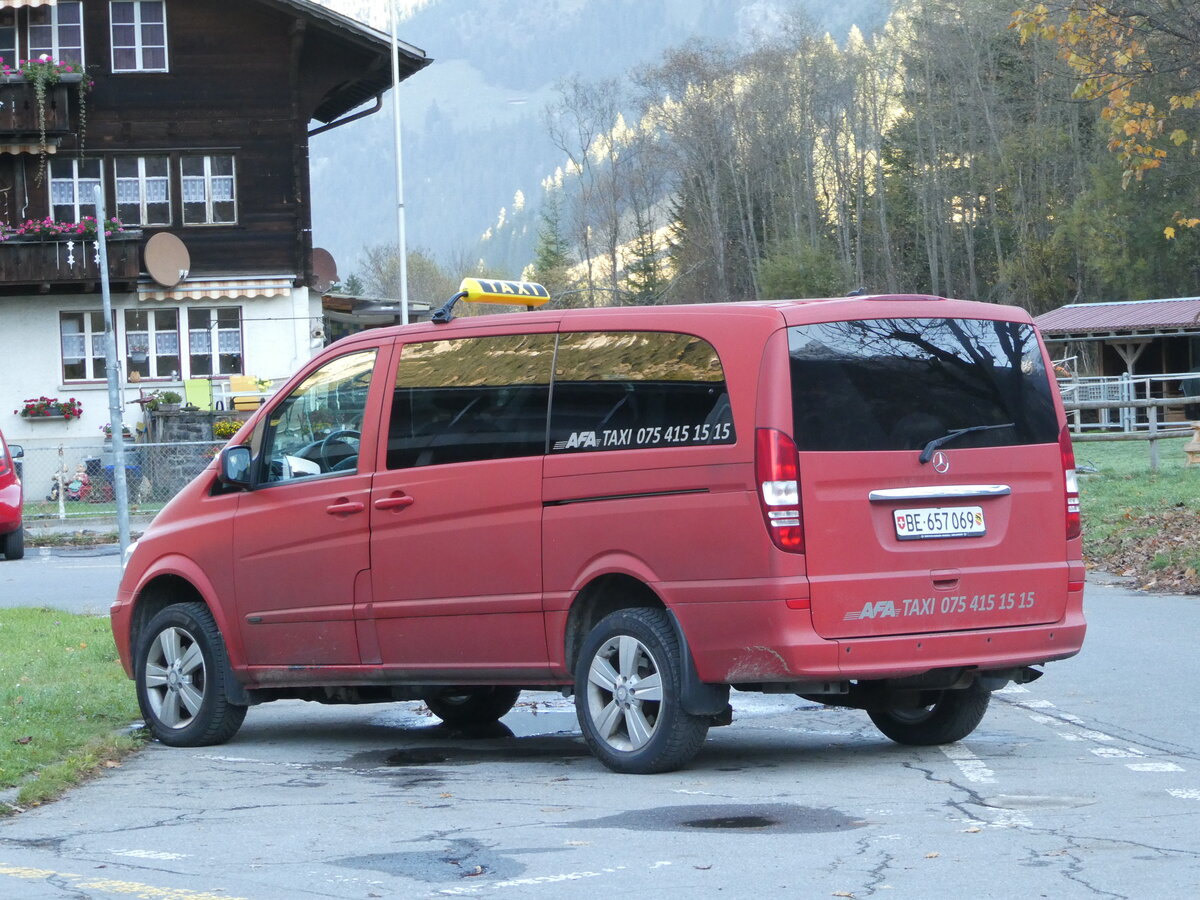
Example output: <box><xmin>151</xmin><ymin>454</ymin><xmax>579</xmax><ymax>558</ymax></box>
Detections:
<box><xmin>218</xmin><ymin>445</ymin><xmax>252</xmax><ymax>489</ymax></box>
<box><xmin>8</xmin><ymin>444</ymin><xmax>22</xmax><ymax>458</ymax></box>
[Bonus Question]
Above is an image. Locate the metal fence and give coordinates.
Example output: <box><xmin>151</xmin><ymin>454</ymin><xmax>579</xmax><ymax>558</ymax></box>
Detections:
<box><xmin>18</xmin><ymin>439</ymin><xmax>223</xmax><ymax>520</ymax></box>
<box><xmin>1060</xmin><ymin>371</ymin><xmax>1200</xmax><ymax>433</ymax></box>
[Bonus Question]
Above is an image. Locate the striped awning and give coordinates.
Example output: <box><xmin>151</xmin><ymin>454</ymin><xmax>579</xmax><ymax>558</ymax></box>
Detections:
<box><xmin>0</xmin><ymin>1</ymin><xmax>58</xmax><ymax>8</ymax></box>
<box><xmin>0</xmin><ymin>143</ymin><xmax>56</xmax><ymax>155</ymax></box>
<box><xmin>138</xmin><ymin>276</ymin><xmax>296</xmax><ymax>302</ymax></box>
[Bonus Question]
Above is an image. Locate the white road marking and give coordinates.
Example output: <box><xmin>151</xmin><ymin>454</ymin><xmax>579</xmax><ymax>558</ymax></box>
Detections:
<box><xmin>108</xmin><ymin>849</ymin><xmax>189</xmax><ymax>861</ymax></box>
<box><xmin>940</xmin><ymin>744</ymin><xmax>995</xmax><ymax>784</ymax></box>
<box><xmin>1090</xmin><ymin>747</ymin><xmax>1145</xmax><ymax>759</ymax></box>
<box><xmin>1127</xmin><ymin>762</ymin><xmax>1184</xmax><ymax>772</ymax></box>
<box><xmin>1167</xmin><ymin>789</ymin><xmax>1200</xmax><ymax>799</ymax></box>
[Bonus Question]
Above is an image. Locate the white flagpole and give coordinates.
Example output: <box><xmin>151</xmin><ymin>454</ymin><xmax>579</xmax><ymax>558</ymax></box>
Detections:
<box><xmin>389</xmin><ymin>0</ymin><xmax>410</xmax><ymax>325</ymax></box>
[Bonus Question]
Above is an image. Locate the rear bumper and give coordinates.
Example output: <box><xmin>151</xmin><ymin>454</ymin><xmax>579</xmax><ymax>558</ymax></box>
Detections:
<box><xmin>0</xmin><ymin>486</ymin><xmax>21</xmax><ymax>532</ymax></box>
<box><xmin>675</xmin><ymin>597</ymin><xmax>1086</xmax><ymax>684</ymax></box>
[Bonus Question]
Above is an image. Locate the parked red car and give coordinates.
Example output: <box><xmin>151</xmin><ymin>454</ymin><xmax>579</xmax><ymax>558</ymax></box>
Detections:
<box><xmin>0</xmin><ymin>427</ymin><xmax>24</xmax><ymax>560</ymax></box>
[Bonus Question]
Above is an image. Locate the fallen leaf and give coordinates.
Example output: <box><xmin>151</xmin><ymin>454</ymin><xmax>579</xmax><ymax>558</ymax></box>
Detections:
<box><xmin>695</xmin><ymin>864</ymin><xmax>713</xmax><ymax>871</ymax></box>
<box><xmin>833</xmin><ymin>893</ymin><xmax>855</xmax><ymax>898</ymax></box>
<box><xmin>565</xmin><ymin>841</ymin><xmax>591</xmax><ymax>847</ymax></box>
<box><xmin>102</xmin><ymin>760</ymin><xmax>121</xmax><ymax>768</ymax></box>
<box><xmin>964</xmin><ymin>826</ymin><xmax>981</xmax><ymax>833</ymax></box>
<box><xmin>925</xmin><ymin>852</ymin><xmax>940</xmax><ymax>859</ymax></box>
<box><xmin>439</xmin><ymin>792</ymin><xmax>453</xmax><ymax>798</ymax></box>
<box><xmin>464</xmin><ymin>866</ymin><xmax>485</xmax><ymax>877</ymax></box>
<box><xmin>15</xmin><ymin>736</ymin><xmax>32</xmax><ymax>745</ymax></box>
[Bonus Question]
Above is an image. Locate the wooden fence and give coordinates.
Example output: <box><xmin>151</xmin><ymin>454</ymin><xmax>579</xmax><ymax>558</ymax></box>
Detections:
<box><xmin>1063</xmin><ymin>396</ymin><xmax>1200</xmax><ymax>471</ymax></box>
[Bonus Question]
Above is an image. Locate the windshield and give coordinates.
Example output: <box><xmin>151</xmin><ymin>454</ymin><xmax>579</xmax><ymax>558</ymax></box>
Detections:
<box><xmin>788</xmin><ymin>317</ymin><xmax>1058</xmax><ymax>452</ymax></box>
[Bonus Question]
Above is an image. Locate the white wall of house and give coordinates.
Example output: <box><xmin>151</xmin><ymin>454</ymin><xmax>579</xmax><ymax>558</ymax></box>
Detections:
<box><xmin>1</xmin><ymin>287</ymin><xmax>323</xmax><ymax>451</ymax></box>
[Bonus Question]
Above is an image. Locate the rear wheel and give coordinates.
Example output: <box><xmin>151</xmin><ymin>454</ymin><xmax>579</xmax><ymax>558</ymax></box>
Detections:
<box><xmin>574</xmin><ymin>608</ymin><xmax>709</xmax><ymax>774</ymax></box>
<box><xmin>135</xmin><ymin>602</ymin><xmax>247</xmax><ymax>747</ymax></box>
<box><xmin>868</xmin><ymin>681</ymin><xmax>990</xmax><ymax>746</ymax></box>
<box><xmin>1</xmin><ymin>527</ymin><xmax>23</xmax><ymax>560</ymax></box>
<box><xmin>423</xmin><ymin>686</ymin><xmax>521</xmax><ymax>725</ymax></box>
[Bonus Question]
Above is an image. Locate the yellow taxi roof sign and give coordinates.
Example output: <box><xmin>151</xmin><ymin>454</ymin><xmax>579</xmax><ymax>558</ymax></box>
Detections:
<box><xmin>458</xmin><ymin>277</ymin><xmax>550</xmax><ymax>307</ymax></box>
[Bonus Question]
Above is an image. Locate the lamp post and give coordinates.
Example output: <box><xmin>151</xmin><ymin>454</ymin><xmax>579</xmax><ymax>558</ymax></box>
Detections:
<box><xmin>94</xmin><ymin>185</ymin><xmax>131</xmax><ymax>553</ymax></box>
<box><xmin>389</xmin><ymin>0</ymin><xmax>410</xmax><ymax>325</ymax></box>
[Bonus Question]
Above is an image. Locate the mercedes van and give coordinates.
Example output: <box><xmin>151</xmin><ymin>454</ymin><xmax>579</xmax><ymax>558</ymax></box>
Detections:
<box><xmin>111</xmin><ymin>283</ymin><xmax>1085</xmax><ymax>773</ymax></box>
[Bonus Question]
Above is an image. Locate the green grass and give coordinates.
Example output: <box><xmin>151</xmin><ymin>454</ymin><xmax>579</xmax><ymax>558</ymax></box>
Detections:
<box><xmin>1074</xmin><ymin>435</ymin><xmax>1200</xmax><ymax>572</ymax></box>
<box><xmin>0</xmin><ymin>609</ymin><xmax>143</xmax><ymax>813</ymax></box>
<box><xmin>23</xmin><ymin>499</ymin><xmax>166</xmax><ymax>520</ymax></box>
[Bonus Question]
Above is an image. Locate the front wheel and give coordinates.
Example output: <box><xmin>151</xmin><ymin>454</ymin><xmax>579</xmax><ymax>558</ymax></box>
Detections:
<box><xmin>868</xmin><ymin>681</ymin><xmax>990</xmax><ymax>746</ymax></box>
<box><xmin>574</xmin><ymin>608</ymin><xmax>709</xmax><ymax>774</ymax></box>
<box><xmin>423</xmin><ymin>687</ymin><xmax>521</xmax><ymax>725</ymax></box>
<box><xmin>135</xmin><ymin>602</ymin><xmax>247</xmax><ymax>747</ymax></box>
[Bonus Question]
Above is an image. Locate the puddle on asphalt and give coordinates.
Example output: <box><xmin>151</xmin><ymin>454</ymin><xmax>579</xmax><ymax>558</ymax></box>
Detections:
<box><xmin>570</xmin><ymin>803</ymin><xmax>866</xmax><ymax>834</ymax></box>
<box><xmin>333</xmin><ymin>838</ymin><xmax>529</xmax><ymax>883</ymax></box>
<box><xmin>683</xmin><ymin>815</ymin><xmax>778</xmax><ymax>829</ymax></box>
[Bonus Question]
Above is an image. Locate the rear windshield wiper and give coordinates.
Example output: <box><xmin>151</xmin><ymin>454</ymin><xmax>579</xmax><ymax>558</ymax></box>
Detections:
<box><xmin>919</xmin><ymin>423</ymin><xmax>1015</xmax><ymax>464</ymax></box>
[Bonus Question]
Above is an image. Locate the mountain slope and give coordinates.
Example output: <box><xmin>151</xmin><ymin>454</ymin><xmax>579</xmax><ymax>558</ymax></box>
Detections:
<box><xmin>310</xmin><ymin>0</ymin><xmax>889</xmax><ymax>284</ymax></box>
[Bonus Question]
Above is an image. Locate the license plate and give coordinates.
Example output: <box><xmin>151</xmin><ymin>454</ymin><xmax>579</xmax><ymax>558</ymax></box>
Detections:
<box><xmin>894</xmin><ymin>506</ymin><xmax>985</xmax><ymax>540</ymax></box>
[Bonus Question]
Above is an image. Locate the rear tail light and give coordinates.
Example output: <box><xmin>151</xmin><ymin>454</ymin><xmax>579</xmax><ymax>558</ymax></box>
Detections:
<box><xmin>1059</xmin><ymin>425</ymin><xmax>1081</xmax><ymax>540</ymax></box>
<box><xmin>756</xmin><ymin>428</ymin><xmax>804</xmax><ymax>553</ymax></box>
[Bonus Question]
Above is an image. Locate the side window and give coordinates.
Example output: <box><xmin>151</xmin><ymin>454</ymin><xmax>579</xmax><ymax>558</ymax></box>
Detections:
<box><xmin>114</xmin><ymin>156</ymin><xmax>171</xmax><ymax>225</ymax></box>
<box><xmin>50</xmin><ymin>157</ymin><xmax>101</xmax><ymax>222</ymax></box>
<box><xmin>258</xmin><ymin>350</ymin><xmax>376</xmax><ymax>484</ymax></box>
<box><xmin>28</xmin><ymin>1</ymin><xmax>83</xmax><ymax>65</ymax></box>
<box><xmin>181</xmin><ymin>155</ymin><xmax>236</xmax><ymax>225</ymax></box>
<box><xmin>125</xmin><ymin>307</ymin><xmax>179</xmax><ymax>380</ymax></box>
<box><xmin>549</xmin><ymin>331</ymin><xmax>735</xmax><ymax>453</ymax></box>
<box><xmin>110</xmin><ymin>1</ymin><xmax>168</xmax><ymax>73</ymax></box>
<box><xmin>387</xmin><ymin>334</ymin><xmax>554</xmax><ymax>469</ymax></box>
<box><xmin>60</xmin><ymin>311</ymin><xmax>107</xmax><ymax>381</ymax></box>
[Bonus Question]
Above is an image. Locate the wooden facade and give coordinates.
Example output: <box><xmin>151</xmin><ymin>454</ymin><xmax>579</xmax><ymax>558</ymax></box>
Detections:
<box><xmin>0</xmin><ymin>0</ymin><xmax>428</xmax><ymax>294</ymax></box>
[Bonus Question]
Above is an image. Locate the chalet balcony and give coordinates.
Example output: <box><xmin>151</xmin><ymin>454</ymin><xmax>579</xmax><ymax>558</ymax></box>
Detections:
<box><xmin>0</xmin><ymin>74</ymin><xmax>81</xmax><ymax>140</ymax></box>
<box><xmin>0</xmin><ymin>231</ymin><xmax>143</xmax><ymax>293</ymax></box>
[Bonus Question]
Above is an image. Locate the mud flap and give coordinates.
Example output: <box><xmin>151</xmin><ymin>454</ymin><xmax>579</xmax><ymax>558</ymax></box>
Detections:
<box><xmin>666</xmin><ymin>610</ymin><xmax>731</xmax><ymax>717</ymax></box>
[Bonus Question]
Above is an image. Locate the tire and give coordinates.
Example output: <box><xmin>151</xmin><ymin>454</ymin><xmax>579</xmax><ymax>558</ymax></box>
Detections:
<box><xmin>574</xmin><ymin>608</ymin><xmax>710</xmax><ymax>774</ymax></box>
<box><xmin>135</xmin><ymin>602</ymin><xmax>247</xmax><ymax>747</ymax></box>
<box><xmin>868</xmin><ymin>681</ymin><xmax>990</xmax><ymax>746</ymax></box>
<box><xmin>424</xmin><ymin>686</ymin><xmax>522</xmax><ymax>725</ymax></box>
<box><xmin>2</xmin><ymin>527</ymin><xmax>23</xmax><ymax>560</ymax></box>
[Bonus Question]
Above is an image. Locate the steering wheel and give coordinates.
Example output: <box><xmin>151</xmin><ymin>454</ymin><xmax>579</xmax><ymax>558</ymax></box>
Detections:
<box><xmin>317</xmin><ymin>429</ymin><xmax>361</xmax><ymax>471</ymax></box>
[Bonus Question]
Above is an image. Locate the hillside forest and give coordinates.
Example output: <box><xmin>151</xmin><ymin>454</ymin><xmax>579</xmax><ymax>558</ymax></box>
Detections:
<box><xmin>352</xmin><ymin>0</ymin><xmax>1200</xmax><ymax>317</ymax></box>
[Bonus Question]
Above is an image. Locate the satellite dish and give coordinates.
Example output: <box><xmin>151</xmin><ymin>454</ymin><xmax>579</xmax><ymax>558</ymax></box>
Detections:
<box><xmin>145</xmin><ymin>232</ymin><xmax>191</xmax><ymax>288</ymax></box>
<box><xmin>312</xmin><ymin>247</ymin><xmax>338</xmax><ymax>292</ymax></box>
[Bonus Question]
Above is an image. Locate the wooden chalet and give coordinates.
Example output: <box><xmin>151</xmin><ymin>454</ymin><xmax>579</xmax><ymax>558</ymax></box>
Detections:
<box><xmin>0</xmin><ymin>0</ymin><xmax>428</xmax><ymax>444</ymax></box>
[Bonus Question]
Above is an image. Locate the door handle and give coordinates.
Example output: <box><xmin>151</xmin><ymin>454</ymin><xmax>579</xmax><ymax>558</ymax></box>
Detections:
<box><xmin>374</xmin><ymin>494</ymin><xmax>415</xmax><ymax>511</ymax></box>
<box><xmin>325</xmin><ymin>499</ymin><xmax>365</xmax><ymax>516</ymax></box>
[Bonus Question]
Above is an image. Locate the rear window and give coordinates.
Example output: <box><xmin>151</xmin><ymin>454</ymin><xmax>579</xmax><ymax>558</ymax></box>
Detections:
<box><xmin>788</xmin><ymin>317</ymin><xmax>1058</xmax><ymax>452</ymax></box>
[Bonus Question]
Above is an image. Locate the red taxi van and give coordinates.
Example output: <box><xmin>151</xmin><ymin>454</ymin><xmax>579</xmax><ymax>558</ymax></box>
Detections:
<box><xmin>111</xmin><ymin>282</ymin><xmax>1085</xmax><ymax>773</ymax></box>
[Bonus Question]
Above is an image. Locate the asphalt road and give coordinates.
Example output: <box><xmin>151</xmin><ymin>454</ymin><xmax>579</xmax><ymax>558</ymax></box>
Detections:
<box><xmin>0</xmin><ymin>557</ymin><xmax>1197</xmax><ymax>899</ymax></box>
<box><xmin>0</xmin><ymin>545</ymin><xmax>122</xmax><ymax>615</ymax></box>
